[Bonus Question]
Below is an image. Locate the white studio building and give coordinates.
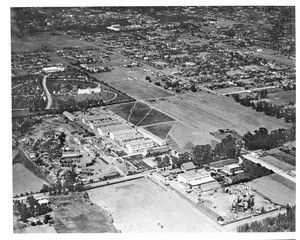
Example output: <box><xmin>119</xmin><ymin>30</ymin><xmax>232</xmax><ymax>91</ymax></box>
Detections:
<box><xmin>78</xmin><ymin>87</ymin><xmax>101</xmax><ymax>95</ymax></box>
<box><xmin>42</xmin><ymin>66</ymin><xmax>65</xmax><ymax>73</ymax></box>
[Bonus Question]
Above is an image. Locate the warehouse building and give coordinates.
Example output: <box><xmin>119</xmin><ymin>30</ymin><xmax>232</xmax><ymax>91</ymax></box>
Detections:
<box><xmin>178</xmin><ymin>169</ymin><xmax>220</xmax><ymax>191</ymax></box>
<box><xmin>126</xmin><ymin>139</ymin><xmax>154</xmax><ymax>155</ymax></box>
<box><xmin>138</xmin><ymin>128</ymin><xmax>166</xmax><ymax>146</ymax></box>
<box><xmin>90</xmin><ymin>119</ymin><xmax>119</xmax><ymax>130</ymax></box>
<box><xmin>82</xmin><ymin>114</ymin><xmax>111</xmax><ymax>125</ymax></box>
<box><xmin>98</xmin><ymin>124</ymin><xmax>132</xmax><ymax>136</ymax></box>
<box><xmin>223</xmin><ymin>163</ymin><xmax>243</xmax><ymax>175</ymax></box>
<box><xmin>110</xmin><ymin>128</ymin><xmax>137</xmax><ymax>141</ymax></box>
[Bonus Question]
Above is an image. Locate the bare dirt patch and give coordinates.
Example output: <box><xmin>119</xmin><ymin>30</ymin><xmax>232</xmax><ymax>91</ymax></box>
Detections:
<box><xmin>88</xmin><ymin>177</ymin><xmax>222</xmax><ymax>232</ymax></box>
<box><xmin>51</xmin><ymin>192</ymin><xmax>117</xmax><ymax>233</ymax></box>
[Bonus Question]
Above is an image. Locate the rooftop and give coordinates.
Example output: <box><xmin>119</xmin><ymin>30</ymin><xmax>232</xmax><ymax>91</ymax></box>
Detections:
<box><xmin>181</xmin><ymin>161</ymin><xmax>196</xmax><ymax>171</ymax></box>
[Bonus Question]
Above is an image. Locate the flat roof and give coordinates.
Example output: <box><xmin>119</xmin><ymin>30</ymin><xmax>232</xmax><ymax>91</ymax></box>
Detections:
<box><xmin>100</xmin><ymin>123</ymin><xmax>131</xmax><ymax>132</ymax></box>
<box><xmin>127</xmin><ymin>139</ymin><xmax>153</xmax><ymax>147</ymax></box>
<box><xmin>82</xmin><ymin>115</ymin><xmax>110</xmax><ymax>122</ymax></box>
<box><xmin>111</xmin><ymin>128</ymin><xmax>137</xmax><ymax>135</ymax></box>
<box><xmin>226</xmin><ymin>163</ymin><xmax>241</xmax><ymax>169</ymax></box>
<box><xmin>179</xmin><ymin>169</ymin><xmax>210</xmax><ymax>181</ymax></box>
<box><xmin>94</xmin><ymin>120</ymin><xmax>121</xmax><ymax>128</ymax></box>
<box><xmin>181</xmin><ymin>161</ymin><xmax>196</xmax><ymax>170</ymax></box>
<box><xmin>189</xmin><ymin>176</ymin><xmax>215</xmax><ymax>186</ymax></box>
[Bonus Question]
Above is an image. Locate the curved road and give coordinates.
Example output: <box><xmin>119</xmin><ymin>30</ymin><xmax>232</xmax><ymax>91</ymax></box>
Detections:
<box><xmin>42</xmin><ymin>74</ymin><xmax>52</xmax><ymax>110</ymax></box>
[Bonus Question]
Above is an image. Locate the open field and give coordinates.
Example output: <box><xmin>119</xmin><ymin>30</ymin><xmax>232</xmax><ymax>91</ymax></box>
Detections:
<box><xmin>259</xmin><ymin>155</ymin><xmax>295</xmax><ymax>172</ymax></box>
<box><xmin>108</xmin><ymin>101</ymin><xmax>174</xmax><ymax>126</ymax></box>
<box><xmin>268</xmin><ymin>174</ymin><xmax>296</xmax><ymax>191</ymax></box>
<box><xmin>88</xmin><ymin>177</ymin><xmax>223</xmax><ymax>232</ymax></box>
<box><xmin>138</xmin><ymin>109</ymin><xmax>175</xmax><ymax>126</ymax></box>
<box><xmin>150</xmin><ymin>92</ymin><xmax>292</xmax><ymax>136</ymax></box>
<box><xmin>17</xmin><ymin>225</ymin><xmax>57</xmax><ymax>233</ymax></box>
<box><xmin>251</xmin><ymin>174</ymin><xmax>296</xmax><ymax>206</ymax></box>
<box><xmin>267</xmin><ymin>90</ymin><xmax>296</xmax><ymax>106</ymax></box>
<box><xmin>11</xmin><ymin>32</ymin><xmax>91</xmax><ymax>52</ymax></box>
<box><xmin>143</xmin><ymin>122</ymin><xmax>175</xmax><ymax>140</ymax></box>
<box><xmin>13</xmin><ymin>163</ymin><xmax>48</xmax><ymax>196</ymax></box>
<box><xmin>266</xmin><ymin>148</ymin><xmax>295</xmax><ymax>166</ymax></box>
<box><xmin>94</xmin><ymin>67</ymin><xmax>174</xmax><ymax>100</ymax></box>
<box><xmin>107</xmin><ymin>101</ymin><xmax>136</xmax><ymax>120</ymax></box>
<box><xmin>51</xmin><ymin>193</ymin><xmax>117</xmax><ymax>233</ymax></box>
<box><xmin>167</xmin><ymin>122</ymin><xmax>215</xmax><ymax>150</ymax></box>
<box><xmin>214</xmin><ymin>86</ymin><xmax>246</xmax><ymax>94</ymax></box>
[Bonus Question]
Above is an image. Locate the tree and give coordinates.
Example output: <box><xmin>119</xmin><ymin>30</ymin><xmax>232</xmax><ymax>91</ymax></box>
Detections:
<box><xmin>43</xmin><ymin>214</ymin><xmax>52</xmax><ymax>224</ymax></box>
<box><xmin>40</xmin><ymin>184</ymin><xmax>50</xmax><ymax>193</ymax></box>
<box><xmin>192</xmin><ymin>144</ymin><xmax>213</xmax><ymax>165</ymax></box>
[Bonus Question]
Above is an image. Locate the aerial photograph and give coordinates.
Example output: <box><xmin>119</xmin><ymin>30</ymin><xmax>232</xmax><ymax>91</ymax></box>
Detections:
<box><xmin>11</xmin><ymin>5</ymin><xmax>295</xmax><ymax>234</ymax></box>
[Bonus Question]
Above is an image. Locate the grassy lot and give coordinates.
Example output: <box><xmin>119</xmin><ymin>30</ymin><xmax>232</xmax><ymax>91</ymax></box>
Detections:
<box><xmin>268</xmin><ymin>174</ymin><xmax>296</xmax><ymax>191</ymax></box>
<box><xmin>94</xmin><ymin>67</ymin><xmax>174</xmax><ymax>100</ymax></box>
<box><xmin>13</xmin><ymin>163</ymin><xmax>48</xmax><ymax>196</ymax></box>
<box><xmin>267</xmin><ymin>90</ymin><xmax>296</xmax><ymax>106</ymax></box>
<box><xmin>108</xmin><ymin>101</ymin><xmax>136</xmax><ymax>120</ymax></box>
<box><xmin>168</xmin><ymin>122</ymin><xmax>215</xmax><ymax>150</ymax></box>
<box><xmin>151</xmin><ymin>92</ymin><xmax>292</xmax><ymax>136</ymax></box>
<box><xmin>259</xmin><ymin>155</ymin><xmax>295</xmax><ymax>172</ymax></box>
<box><xmin>251</xmin><ymin>174</ymin><xmax>295</xmax><ymax>206</ymax></box>
<box><xmin>138</xmin><ymin>109</ymin><xmax>175</xmax><ymax>126</ymax></box>
<box><xmin>108</xmin><ymin>101</ymin><xmax>175</xmax><ymax>126</ymax></box>
<box><xmin>51</xmin><ymin>192</ymin><xmax>117</xmax><ymax>233</ymax></box>
<box><xmin>266</xmin><ymin>148</ymin><xmax>295</xmax><ymax>166</ymax></box>
<box><xmin>88</xmin><ymin>177</ymin><xmax>222</xmax><ymax>232</ymax></box>
<box><xmin>143</xmin><ymin>122</ymin><xmax>175</xmax><ymax>140</ymax></box>
<box><xmin>128</xmin><ymin>102</ymin><xmax>152</xmax><ymax>125</ymax></box>
<box><xmin>214</xmin><ymin>87</ymin><xmax>246</xmax><ymax>94</ymax></box>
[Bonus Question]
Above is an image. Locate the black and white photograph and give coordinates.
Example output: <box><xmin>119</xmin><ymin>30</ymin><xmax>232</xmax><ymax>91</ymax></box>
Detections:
<box><xmin>6</xmin><ymin>1</ymin><xmax>297</xmax><ymax>237</ymax></box>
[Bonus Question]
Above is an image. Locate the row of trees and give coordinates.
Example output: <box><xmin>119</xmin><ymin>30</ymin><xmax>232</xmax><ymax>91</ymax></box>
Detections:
<box><xmin>173</xmin><ymin>135</ymin><xmax>242</xmax><ymax>168</ymax></box>
<box><xmin>237</xmin><ymin>205</ymin><xmax>295</xmax><ymax>232</ymax></box>
<box><xmin>232</xmin><ymin>93</ymin><xmax>295</xmax><ymax>123</ymax></box>
<box><xmin>243</xmin><ymin>126</ymin><xmax>295</xmax><ymax>150</ymax></box>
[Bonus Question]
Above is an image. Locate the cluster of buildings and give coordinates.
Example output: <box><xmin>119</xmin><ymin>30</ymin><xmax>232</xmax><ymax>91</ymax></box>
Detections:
<box><xmin>11</xmin><ymin>51</ymin><xmax>60</xmax><ymax>75</ymax></box>
<box><xmin>177</xmin><ymin>162</ymin><xmax>221</xmax><ymax>192</ymax></box>
<box><xmin>78</xmin><ymin>108</ymin><xmax>166</xmax><ymax>155</ymax></box>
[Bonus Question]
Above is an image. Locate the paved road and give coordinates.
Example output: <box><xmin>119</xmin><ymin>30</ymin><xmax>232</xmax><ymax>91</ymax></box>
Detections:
<box><xmin>243</xmin><ymin>154</ymin><xmax>296</xmax><ymax>183</ymax></box>
<box><xmin>42</xmin><ymin>74</ymin><xmax>52</xmax><ymax>109</ymax></box>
